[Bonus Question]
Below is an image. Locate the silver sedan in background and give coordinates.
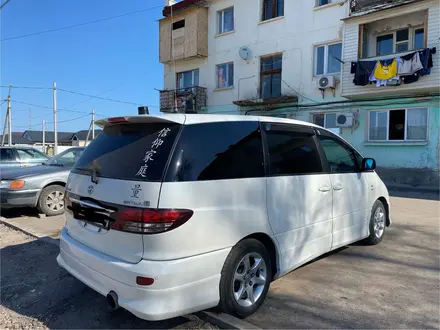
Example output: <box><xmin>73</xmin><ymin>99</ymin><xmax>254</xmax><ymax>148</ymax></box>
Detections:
<box><xmin>0</xmin><ymin>147</ymin><xmax>85</xmax><ymax>216</ymax></box>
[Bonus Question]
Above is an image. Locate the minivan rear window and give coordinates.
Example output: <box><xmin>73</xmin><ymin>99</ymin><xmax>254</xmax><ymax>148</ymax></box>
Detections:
<box><xmin>73</xmin><ymin>123</ymin><xmax>180</xmax><ymax>182</ymax></box>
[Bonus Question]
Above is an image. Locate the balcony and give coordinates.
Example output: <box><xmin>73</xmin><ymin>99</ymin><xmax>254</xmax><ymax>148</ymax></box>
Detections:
<box><xmin>341</xmin><ymin>1</ymin><xmax>439</xmax><ymax>98</ymax></box>
<box><xmin>160</xmin><ymin>86</ymin><xmax>207</xmax><ymax>113</ymax></box>
<box><xmin>159</xmin><ymin>7</ymin><xmax>208</xmax><ymax>63</ymax></box>
<box><xmin>349</xmin><ymin>0</ymin><xmax>422</xmax><ymax>16</ymax></box>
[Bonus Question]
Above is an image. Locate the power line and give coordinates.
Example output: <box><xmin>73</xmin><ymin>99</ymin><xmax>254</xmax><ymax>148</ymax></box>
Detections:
<box><xmin>1</xmin><ymin>5</ymin><xmax>163</xmax><ymax>42</ymax></box>
<box><xmin>63</xmin><ymin>71</ymin><xmax>149</xmax><ymax>110</ymax></box>
<box><xmin>13</xmin><ymin>113</ymin><xmax>90</xmax><ymax>128</ymax></box>
<box><xmin>58</xmin><ymin>88</ymin><xmax>155</xmax><ymax>107</ymax></box>
<box><xmin>0</xmin><ymin>85</ymin><xmax>51</xmax><ymax>90</ymax></box>
<box><xmin>0</xmin><ymin>0</ymin><xmax>11</xmax><ymax>10</ymax></box>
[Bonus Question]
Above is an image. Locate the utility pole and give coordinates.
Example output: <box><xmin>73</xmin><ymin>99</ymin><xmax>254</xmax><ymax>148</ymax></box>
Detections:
<box><xmin>29</xmin><ymin>107</ymin><xmax>32</xmax><ymax>129</ymax></box>
<box><xmin>53</xmin><ymin>82</ymin><xmax>58</xmax><ymax>155</ymax></box>
<box><xmin>7</xmin><ymin>93</ymin><xmax>11</xmax><ymax>146</ymax></box>
<box><xmin>1</xmin><ymin>107</ymin><xmax>8</xmax><ymax>146</ymax></box>
<box><xmin>42</xmin><ymin>120</ymin><xmax>46</xmax><ymax>153</ymax></box>
<box><xmin>91</xmin><ymin>108</ymin><xmax>95</xmax><ymax>139</ymax></box>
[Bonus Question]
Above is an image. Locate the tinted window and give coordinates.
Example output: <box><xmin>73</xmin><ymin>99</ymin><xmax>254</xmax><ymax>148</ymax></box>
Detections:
<box><xmin>264</xmin><ymin>124</ymin><xmax>323</xmax><ymax>176</ymax></box>
<box><xmin>318</xmin><ymin>135</ymin><xmax>359</xmax><ymax>173</ymax></box>
<box><xmin>0</xmin><ymin>149</ymin><xmax>15</xmax><ymax>161</ymax></box>
<box><xmin>17</xmin><ymin>149</ymin><xmax>47</xmax><ymax>161</ymax></box>
<box><xmin>73</xmin><ymin>123</ymin><xmax>180</xmax><ymax>182</ymax></box>
<box><xmin>165</xmin><ymin>121</ymin><xmax>264</xmax><ymax>182</ymax></box>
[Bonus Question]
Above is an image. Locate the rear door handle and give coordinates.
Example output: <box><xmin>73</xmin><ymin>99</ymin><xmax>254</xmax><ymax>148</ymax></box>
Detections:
<box><xmin>319</xmin><ymin>186</ymin><xmax>331</xmax><ymax>192</ymax></box>
<box><xmin>333</xmin><ymin>184</ymin><xmax>343</xmax><ymax>191</ymax></box>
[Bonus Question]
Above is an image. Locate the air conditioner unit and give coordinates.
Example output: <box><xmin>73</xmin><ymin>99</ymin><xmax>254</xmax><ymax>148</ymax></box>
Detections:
<box><xmin>336</xmin><ymin>113</ymin><xmax>354</xmax><ymax>127</ymax></box>
<box><xmin>317</xmin><ymin>76</ymin><xmax>336</xmax><ymax>89</ymax></box>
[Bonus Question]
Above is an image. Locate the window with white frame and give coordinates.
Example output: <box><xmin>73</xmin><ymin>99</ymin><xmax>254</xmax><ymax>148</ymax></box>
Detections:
<box><xmin>314</xmin><ymin>43</ymin><xmax>342</xmax><ymax>75</ymax></box>
<box><xmin>262</xmin><ymin>0</ymin><xmax>284</xmax><ymax>21</ymax></box>
<box><xmin>217</xmin><ymin>7</ymin><xmax>234</xmax><ymax>34</ymax></box>
<box><xmin>368</xmin><ymin>108</ymin><xmax>428</xmax><ymax>141</ymax></box>
<box><xmin>216</xmin><ymin>63</ymin><xmax>234</xmax><ymax>88</ymax></box>
<box><xmin>312</xmin><ymin>113</ymin><xmax>338</xmax><ymax>129</ymax></box>
<box><xmin>316</xmin><ymin>0</ymin><xmax>336</xmax><ymax>6</ymax></box>
<box><xmin>376</xmin><ymin>27</ymin><xmax>425</xmax><ymax>56</ymax></box>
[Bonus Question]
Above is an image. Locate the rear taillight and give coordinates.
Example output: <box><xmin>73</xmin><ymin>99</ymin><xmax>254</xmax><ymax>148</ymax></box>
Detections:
<box><xmin>110</xmin><ymin>208</ymin><xmax>193</xmax><ymax>234</ymax></box>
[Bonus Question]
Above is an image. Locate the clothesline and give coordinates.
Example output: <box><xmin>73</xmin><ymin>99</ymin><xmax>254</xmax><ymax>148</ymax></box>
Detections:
<box><xmin>351</xmin><ymin>47</ymin><xmax>436</xmax><ymax>87</ymax></box>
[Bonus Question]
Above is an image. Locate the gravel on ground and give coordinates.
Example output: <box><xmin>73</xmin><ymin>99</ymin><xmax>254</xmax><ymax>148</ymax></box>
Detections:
<box><xmin>0</xmin><ymin>224</ymin><xmax>217</xmax><ymax>330</ymax></box>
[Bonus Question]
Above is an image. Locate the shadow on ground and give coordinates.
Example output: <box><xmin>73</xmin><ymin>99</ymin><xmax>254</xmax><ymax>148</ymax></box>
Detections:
<box><xmin>246</xmin><ymin>219</ymin><xmax>440</xmax><ymax>329</ymax></box>
<box><xmin>0</xmin><ymin>237</ymin><xmax>195</xmax><ymax>329</ymax></box>
<box><xmin>387</xmin><ymin>189</ymin><xmax>439</xmax><ymax>201</ymax></box>
<box><xmin>0</xmin><ymin>208</ymin><xmax>41</xmax><ymax>219</ymax></box>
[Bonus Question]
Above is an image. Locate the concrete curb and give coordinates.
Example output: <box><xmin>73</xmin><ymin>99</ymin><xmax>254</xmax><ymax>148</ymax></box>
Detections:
<box><xmin>0</xmin><ymin>218</ymin><xmax>60</xmax><ymax>246</ymax></box>
<box><xmin>198</xmin><ymin>311</ymin><xmax>261</xmax><ymax>330</ymax></box>
<box><xmin>387</xmin><ymin>185</ymin><xmax>440</xmax><ymax>194</ymax></box>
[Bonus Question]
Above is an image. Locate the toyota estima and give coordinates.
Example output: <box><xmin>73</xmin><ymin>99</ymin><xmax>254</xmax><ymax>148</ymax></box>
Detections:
<box><xmin>57</xmin><ymin>114</ymin><xmax>390</xmax><ymax>321</ymax></box>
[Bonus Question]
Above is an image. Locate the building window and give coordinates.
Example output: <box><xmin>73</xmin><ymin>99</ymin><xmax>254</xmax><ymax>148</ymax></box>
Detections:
<box><xmin>260</xmin><ymin>55</ymin><xmax>282</xmax><ymax>99</ymax></box>
<box><xmin>312</xmin><ymin>113</ymin><xmax>338</xmax><ymax>129</ymax></box>
<box><xmin>414</xmin><ymin>28</ymin><xmax>425</xmax><ymax>49</ymax></box>
<box><xmin>217</xmin><ymin>7</ymin><xmax>234</xmax><ymax>34</ymax></box>
<box><xmin>177</xmin><ymin>69</ymin><xmax>199</xmax><ymax>89</ymax></box>
<box><xmin>376</xmin><ymin>27</ymin><xmax>424</xmax><ymax>56</ymax></box>
<box><xmin>316</xmin><ymin>0</ymin><xmax>335</xmax><ymax>6</ymax></box>
<box><xmin>216</xmin><ymin>63</ymin><xmax>234</xmax><ymax>88</ymax></box>
<box><xmin>172</xmin><ymin>20</ymin><xmax>185</xmax><ymax>30</ymax></box>
<box><xmin>315</xmin><ymin>43</ymin><xmax>342</xmax><ymax>75</ymax></box>
<box><xmin>262</xmin><ymin>0</ymin><xmax>284</xmax><ymax>21</ymax></box>
<box><xmin>368</xmin><ymin>108</ymin><xmax>428</xmax><ymax>141</ymax></box>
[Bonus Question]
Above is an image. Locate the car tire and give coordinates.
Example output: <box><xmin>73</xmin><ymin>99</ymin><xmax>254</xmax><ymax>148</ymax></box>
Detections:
<box><xmin>364</xmin><ymin>200</ymin><xmax>386</xmax><ymax>245</ymax></box>
<box><xmin>37</xmin><ymin>185</ymin><xmax>65</xmax><ymax>216</ymax></box>
<box><xmin>219</xmin><ymin>238</ymin><xmax>272</xmax><ymax>319</ymax></box>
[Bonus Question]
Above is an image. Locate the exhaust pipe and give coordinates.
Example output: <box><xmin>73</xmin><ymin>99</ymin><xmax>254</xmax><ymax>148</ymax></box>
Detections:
<box><xmin>106</xmin><ymin>291</ymin><xmax>120</xmax><ymax>310</ymax></box>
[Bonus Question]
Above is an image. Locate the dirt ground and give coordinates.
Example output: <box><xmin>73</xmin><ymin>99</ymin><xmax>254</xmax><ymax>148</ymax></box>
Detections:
<box><xmin>0</xmin><ymin>224</ymin><xmax>217</xmax><ymax>330</ymax></box>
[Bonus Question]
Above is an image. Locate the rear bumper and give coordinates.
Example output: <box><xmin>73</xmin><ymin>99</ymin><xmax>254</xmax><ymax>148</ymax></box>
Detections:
<box><xmin>0</xmin><ymin>188</ymin><xmax>40</xmax><ymax>208</ymax></box>
<box><xmin>57</xmin><ymin>227</ymin><xmax>231</xmax><ymax>321</ymax></box>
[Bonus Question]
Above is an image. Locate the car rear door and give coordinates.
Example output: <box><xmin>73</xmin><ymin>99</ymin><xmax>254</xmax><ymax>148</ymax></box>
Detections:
<box><xmin>315</xmin><ymin>129</ymin><xmax>370</xmax><ymax>249</ymax></box>
<box><xmin>0</xmin><ymin>148</ymin><xmax>19</xmax><ymax>169</ymax></box>
<box><xmin>16</xmin><ymin>148</ymin><xmax>47</xmax><ymax>167</ymax></box>
<box><xmin>65</xmin><ymin>116</ymin><xmax>184</xmax><ymax>263</ymax></box>
<box><xmin>263</xmin><ymin>123</ymin><xmax>333</xmax><ymax>274</ymax></box>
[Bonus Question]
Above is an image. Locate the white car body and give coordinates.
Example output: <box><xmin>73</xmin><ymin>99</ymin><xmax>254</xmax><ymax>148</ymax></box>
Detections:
<box><xmin>57</xmin><ymin>114</ymin><xmax>390</xmax><ymax>321</ymax></box>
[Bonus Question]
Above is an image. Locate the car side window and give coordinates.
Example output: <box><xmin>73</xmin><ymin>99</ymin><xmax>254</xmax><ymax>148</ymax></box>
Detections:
<box><xmin>57</xmin><ymin>150</ymin><xmax>83</xmax><ymax>166</ymax></box>
<box><xmin>17</xmin><ymin>149</ymin><xmax>46</xmax><ymax>161</ymax></box>
<box><xmin>264</xmin><ymin>124</ymin><xmax>323</xmax><ymax>176</ymax></box>
<box><xmin>0</xmin><ymin>149</ymin><xmax>15</xmax><ymax>162</ymax></box>
<box><xmin>165</xmin><ymin>121</ymin><xmax>264</xmax><ymax>182</ymax></box>
<box><xmin>17</xmin><ymin>149</ymin><xmax>35</xmax><ymax>161</ymax></box>
<box><xmin>317</xmin><ymin>135</ymin><xmax>359</xmax><ymax>173</ymax></box>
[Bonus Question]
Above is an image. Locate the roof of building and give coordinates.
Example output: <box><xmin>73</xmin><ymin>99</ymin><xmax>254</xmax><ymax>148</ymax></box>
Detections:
<box><xmin>162</xmin><ymin>0</ymin><xmax>205</xmax><ymax>17</ymax></box>
<box><xmin>346</xmin><ymin>0</ymin><xmax>424</xmax><ymax>19</ymax></box>
<box><xmin>75</xmin><ymin>129</ymin><xmax>102</xmax><ymax>140</ymax></box>
<box><xmin>23</xmin><ymin>130</ymin><xmax>75</xmax><ymax>143</ymax></box>
<box><xmin>1</xmin><ymin>135</ymin><xmax>33</xmax><ymax>145</ymax></box>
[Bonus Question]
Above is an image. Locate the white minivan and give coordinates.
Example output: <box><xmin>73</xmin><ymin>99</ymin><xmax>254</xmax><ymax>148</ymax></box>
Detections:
<box><xmin>57</xmin><ymin>114</ymin><xmax>390</xmax><ymax>321</ymax></box>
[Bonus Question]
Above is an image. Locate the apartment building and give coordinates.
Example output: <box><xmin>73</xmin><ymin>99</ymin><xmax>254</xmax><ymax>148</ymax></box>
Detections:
<box><xmin>158</xmin><ymin>0</ymin><xmax>439</xmax><ymax>188</ymax></box>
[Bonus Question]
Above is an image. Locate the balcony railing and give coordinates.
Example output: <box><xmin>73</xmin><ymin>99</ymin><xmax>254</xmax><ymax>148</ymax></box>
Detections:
<box><xmin>159</xmin><ymin>86</ymin><xmax>207</xmax><ymax>113</ymax></box>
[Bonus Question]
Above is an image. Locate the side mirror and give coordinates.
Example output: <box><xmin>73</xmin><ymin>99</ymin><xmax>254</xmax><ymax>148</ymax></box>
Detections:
<box><xmin>362</xmin><ymin>158</ymin><xmax>376</xmax><ymax>171</ymax></box>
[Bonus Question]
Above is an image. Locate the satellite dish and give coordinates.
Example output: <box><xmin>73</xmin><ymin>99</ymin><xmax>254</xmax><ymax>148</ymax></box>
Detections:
<box><xmin>239</xmin><ymin>46</ymin><xmax>250</xmax><ymax>60</ymax></box>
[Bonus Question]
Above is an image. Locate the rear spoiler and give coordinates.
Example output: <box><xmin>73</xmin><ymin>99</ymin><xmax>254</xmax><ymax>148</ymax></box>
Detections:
<box><xmin>95</xmin><ymin>114</ymin><xmax>186</xmax><ymax>128</ymax></box>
